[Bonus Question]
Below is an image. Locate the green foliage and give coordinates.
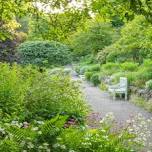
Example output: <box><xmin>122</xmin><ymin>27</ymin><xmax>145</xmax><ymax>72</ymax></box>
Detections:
<box><xmin>134</xmin><ymin>66</ymin><xmax>152</xmax><ymax>88</ymax></box>
<box><xmin>91</xmin><ymin>0</ymin><xmax>152</xmax><ymax>23</ymax></box>
<box><xmin>146</xmin><ymin>80</ymin><xmax>152</xmax><ymax>90</ymax></box>
<box><xmin>0</xmin><ymin>0</ymin><xmax>32</xmax><ymax>41</ymax></box>
<box><xmin>97</xmin><ymin>45</ymin><xmax>113</xmax><ymax>64</ymax></box>
<box><xmin>90</xmin><ymin>73</ymin><xmax>100</xmax><ymax>86</ymax></box>
<box><xmin>85</xmin><ymin>71</ymin><xmax>94</xmax><ymax>81</ymax></box>
<box><xmin>103</xmin><ymin>16</ymin><xmax>152</xmax><ymax>63</ymax></box>
<box><xmin>111</xmin><ymin>72</ymin><xmax>126</xmax><ymax>84</ymax></box>
<box><xmin>25</xmin><ymin>73</ymin><xmax>88</xmax><ymax>120</ymax></box>
<box><xmin>71</xmin><ymin>21</ymin><xmax>117</xmax><ymax>56</ymax></box>
<box><xmin>55</xmin><ymin>116</ymin><xmax>142</xmax><ymax>152</ymax></box>
<box><xmin>79</xmin><ymin>65</ymin><xmax>90</xmax><ymax>75</ymax></box>
<box><xmin>125</xmin><ymin>72</ymin><xmax>137</xmax><ymax>84</ymax></box>
<box><xmin>120</xmin><ymin>62</ymin><xmax>138</xmax><ymax>72</ymax></box>
<box><xmin>0</xmin><ymin>115</ymin><xmax>68</xmax><ymax>151</ymax></box>
<box><xmin>101</xmin><ymin>62</ymin><xmax>120</xmax><ymax>75</ymax></box>
<box><xmin>38</xmin><ymin>115</ymin><xmax>68</xmax><ymax>144</ymax></box>
<box><xmin>91</xmin><ymin>0</ymin><xmax>134</xmax><ymax>23</ymax></box>
<box><xmin>0</xmin><ymin>140</ymin><xmax>20</xmax><ymax>152</ymax></box>
<box><xmin>87</xmin><ymin>64</ymin><xmax>100</xmax><ymax>72</ymax></box>
<box><xmin>131</xmin><ymin>95</ymin><xmax>152</xmax><ymax>112</ymax></box>
<box><xmin>0</xmin><ymin>63</ymin><xmax>87</xmax><ymax>121</ymax></box>
<box><xmin>28</xmin><ymin>8</ymin><xmax>89</xmax><ymax>42</ymax></box>
<box><xmin>1</xmin><ymin>113</ymin><xmax>144</xmax><ymax>152</ymax></box>
<box><xmin>18</xmin><ymin>41</ymin><xmax>72</xmax><ymax>67</ymax></box>
<box><xmin>99</xmin><ymin>82</ymin><xmax>108</xmax><ymax>91</ymax></box>
<box><xmin>0</xmin><ymin>63</ymin><xmax>35</xmax><ymax>120</ymax></box>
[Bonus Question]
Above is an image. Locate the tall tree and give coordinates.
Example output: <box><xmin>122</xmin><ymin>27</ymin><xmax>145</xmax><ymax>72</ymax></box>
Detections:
<box><xmin>91</xmin><ymin>0</ymin><xmax>152</xmax><ymax>23</ymax></box>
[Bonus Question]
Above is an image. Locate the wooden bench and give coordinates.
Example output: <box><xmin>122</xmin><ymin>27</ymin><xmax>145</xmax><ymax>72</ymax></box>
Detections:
<box><xmin>108</xmin><ymin>77</ymin><xmax>128</xmax><ymax>100</ymax></box>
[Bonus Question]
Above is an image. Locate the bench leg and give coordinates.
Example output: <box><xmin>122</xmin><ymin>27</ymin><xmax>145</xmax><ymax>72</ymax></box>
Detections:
<box><xmin>125</xmin><ymin>92</ymin><xmax>127</xmax><ymax>101</ymax></box>
<box><xmin>113</xmin><ymin>92</ymin><xmax>116</xmax><ymax>100</ymax></box>
<box><xmin>120</xmin><ymin>94</ymin><xmax>123</xmax><ymax>99</ymax></box>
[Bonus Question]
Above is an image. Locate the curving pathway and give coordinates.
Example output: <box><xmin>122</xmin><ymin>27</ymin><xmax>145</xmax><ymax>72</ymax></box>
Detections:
<box><xmin>71</xmin><ymin>69</ymin><xmax>152</xmax><ymax>124</ymax></box>
<box><xmin>82</xmin><ymin>81</ymin><xmax>152</xmax><ymax>124</ymax></box>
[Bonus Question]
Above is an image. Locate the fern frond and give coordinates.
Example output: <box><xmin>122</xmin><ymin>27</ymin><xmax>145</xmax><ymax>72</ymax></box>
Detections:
<box><xmin>7</xmin><ymin>126</ymin><xmax>36</xmax><ymax>142</ymax></box>
<box><xmin>40</xmin><ymin>115</ymin><xmax>68</xmax><ymax>136</ymax></box>
<box><xmin>0</xmin><ymin>139</ymin><xmax>20</xmax><ymax>152</ymax></box>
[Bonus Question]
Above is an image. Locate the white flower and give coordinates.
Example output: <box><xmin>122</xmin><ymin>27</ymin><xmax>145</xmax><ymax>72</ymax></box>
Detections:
<box><xmin>69</xmin><ymin>150</ymin><xmax>75</xmax><ymax>152</ymax></box>
<box><xmin>60</xmin><ymin>145</ymin><xmax>66</xmax><ymax>149</ymax></box>
<box><xmin>38</xmin><ymin>131</ymin><xmax>42</xmax><ymax>135</ymax></box>
<box><xmin>27</xmin><ymin>142</ymin><xmax>34</xmax><ymax>149</ymax></box>
<box><xmin>43</xmin><ymin>143</ymin><xmax>49</xmax><ymax>146</ymax></box>
<box><xmin>32</xmin><ymin>127</ymin><xmax>39</xmax><ymax>131</ymax></box>
<box><xmin>36</xmin><ymin>121</ymin><xmax>44</xmax><ymax>125</ymax></box>
<box><xmin>46</xmin><ymin>149</ymin><xmax>51</xmax><ymax>152</ymax></box>
<box><xmin>53</xmin><ymin>143</ymin><xmax>60</xmax><ymax>148</ymax></box>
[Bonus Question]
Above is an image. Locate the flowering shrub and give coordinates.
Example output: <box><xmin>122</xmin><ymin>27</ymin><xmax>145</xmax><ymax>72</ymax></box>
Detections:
<box><xmin>0</xmin><ymin>115</ymin><xmax>67</xmax><ymax>152</ymax></box>
<box><xmin>1</xmin><ymin>112</ymin><xmax>152</xmax><ymax>152</ymax></box>
<box><xmin>53</xmin><ymin>113</ymin><xmax>152</xmax><ymax>152</ymax></box>
<box><xmin>126</xmin><ymin>113</ymin><xmax>152</xmax><ymax>150</ymax></box>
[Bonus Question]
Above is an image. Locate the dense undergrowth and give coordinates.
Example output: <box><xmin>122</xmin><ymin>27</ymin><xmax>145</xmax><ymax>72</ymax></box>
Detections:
<box><xmin>1</xmin><ymin>63</ymin><xmax>151</xmax><ymax>151</ymax></box>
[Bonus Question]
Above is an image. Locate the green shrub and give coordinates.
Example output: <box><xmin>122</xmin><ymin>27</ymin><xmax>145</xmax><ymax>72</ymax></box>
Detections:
<box><xmin>125</xmin><ymin>72</ymin><xmax>137</xmax><ymax>84</ymax></box>
<box><xmin>0</xmin><ymin>63</ymin><xmax>38</xmax><ymax>120</ymax></box>
<box><xmin>143</xmin><ymin>59</ymin><xmax>152</xmax><ymax>67</ymax></box>
<box><xmin>71</xmin><ymin>22</ymin><xmax>117</xmax><ymax>56</ymax></box>
<box><xmin>97</xmin><ymin>44</ymin><xmax>115</xmax><ymax>64</ymax></box>
<box><xmin>79</xmin><ymin>66</ymin><xmax>90</xmax><ymax>75</ymax></box>
<box><xmin>146</xmin><ymin>80</ymin><xmax>152</xmax><ymax>90</ymax></box>
<box><xmin>111</xmin><ymin>72</ymin><xmax>126</xmax><ymax>84</ymax></box>
<box><xmin>145</xmin><ymin>100</ymin><xmax>152</xmax><ymax>112</ymax></box>
<box><xmin>18</xmin><ymin>41</ymin><xmax>72</xmax><ymax>67</ymax></box>
<box><xmin>134</xmin><ymin>66</ymin><xmax>152</xmax><ymax>87</ymax></box>
<box><xmin>55</xmin><ymin>114</ymin><xmax>144</xmax><ymax>152</ymax></box>
<box><xmin>131</xmin><ymin>95</ymin><xmax>152</xmax><ymax>112</ymax></box>
<box><xmin>121</xmin><ymin>62</ymin><xmax>139</xmax><ymax>71</ymax></box>
<box><xmin>90</xmin><ymin>73</ymin><xmax>100</xmax><ymax>86</ymax></box>
<box><xmin>1</xmin><ymin>113</ymin><xmax>145</xmax><ymax>152</ymax></box>
<box><xmin>99</xmin><ymin>83</ymin><xmax>108</xmax><ymax>91</ymax></box>
<box><xmin>87</xmin><ymin>64</ymin><xmax>100</xmax><ymax>72</ymax></box>
<box><xmin>25</xmin><ymin>73</ymin><xmax>88</xmax><ymax>120</ymax></box>
<box><xmin>84</xmin><ymin>72</ymin><xmax>94</xmax><ymax>81</ymax></box>
<box><xmin>0</xmin><ymin>140</ymin><xmax>20</xmax><ymax>152</ymax></box>
<box><xmin>101</xmin><ymin>62</ymin><xmax>120</xmax><ymax>75</ymax></box>
<box><xmin>105</xmin><ymin>16</ymin><xmax>152</xmax><ymax>63</ymax></box>
<box><xmin>0</xmin><ymin>115</ymin><xmax>68</xmax><ymax>152</ymax></box>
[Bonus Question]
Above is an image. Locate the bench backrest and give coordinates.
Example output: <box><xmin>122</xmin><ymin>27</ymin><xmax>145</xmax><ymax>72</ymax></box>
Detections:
<box><xmin>119</xmin><ymin>77</ymin><xmax>127</xmax><ymax>88</ymax></box>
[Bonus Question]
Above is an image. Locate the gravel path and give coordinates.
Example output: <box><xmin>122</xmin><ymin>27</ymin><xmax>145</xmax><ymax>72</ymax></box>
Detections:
<box><xmin>71</xmin><ymin>69</ymin><xmax>152</xmax><ymax>124</ymax></box>
<box><xmin>82</xmin><ymin>81</ymin><xmax>152</xmax><ymax>124</ymax></box>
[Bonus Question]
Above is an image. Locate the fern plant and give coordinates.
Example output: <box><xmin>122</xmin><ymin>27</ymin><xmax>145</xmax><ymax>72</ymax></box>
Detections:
<box><xmin>0</xmin><ymin>139</ymin><xmax>20</xmax><ymax>152</ymax></box>
<box><xmin>0</xmin><ymin>115</ymin><xmax>68</xmax><ymax>151</ymax></box>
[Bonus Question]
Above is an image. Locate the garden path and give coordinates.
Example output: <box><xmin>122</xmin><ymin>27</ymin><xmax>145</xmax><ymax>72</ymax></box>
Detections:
<box><xmin>71</xmin><ymin>69</ymin><xmax>152</xmax><ymax>125</ymax></box>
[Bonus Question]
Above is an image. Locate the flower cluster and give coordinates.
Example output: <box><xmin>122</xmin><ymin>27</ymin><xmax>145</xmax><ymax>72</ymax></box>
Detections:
<box><xmin>126</xmin><ymin>113</ymin><xmax>152</xmax><ymax>150</ymax></box>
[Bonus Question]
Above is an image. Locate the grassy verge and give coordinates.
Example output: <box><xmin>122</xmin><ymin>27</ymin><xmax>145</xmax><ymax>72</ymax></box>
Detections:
<box><xmin>130</xmin><ymin>95</ymin><xmax>152</xmax><ymax>113</ymax></box>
